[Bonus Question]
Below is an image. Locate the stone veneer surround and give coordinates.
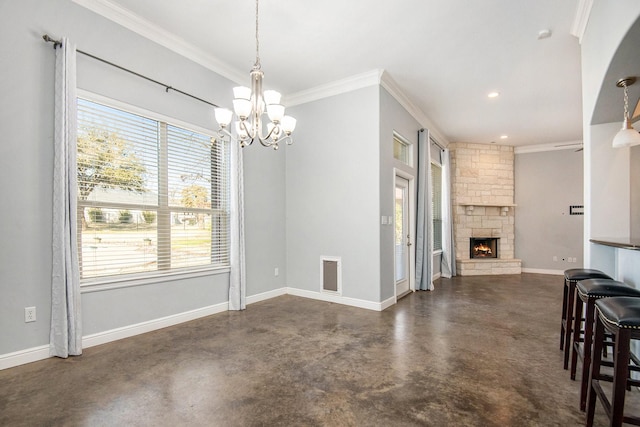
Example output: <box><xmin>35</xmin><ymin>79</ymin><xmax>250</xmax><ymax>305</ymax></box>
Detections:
<box><xmin>450</xmin><ymin>143</ymin><xmax>522</xmax><ymax>275</ymax></box>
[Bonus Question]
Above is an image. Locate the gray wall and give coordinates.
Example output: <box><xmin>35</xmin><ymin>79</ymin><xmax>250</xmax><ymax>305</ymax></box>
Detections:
<box><xmin>515</xmin><ymin>149</ymin><xmax>583</xmax><ymax>271</ymax></box>
<box><xmin>285</xmin><ymin>86</ymin><xmax>381</xmax><ymax>303</ymax></box>
<box><xmin>0</xmin><ymin>0</ymin><xmax>286</xmax><ymax>355</ymax></box>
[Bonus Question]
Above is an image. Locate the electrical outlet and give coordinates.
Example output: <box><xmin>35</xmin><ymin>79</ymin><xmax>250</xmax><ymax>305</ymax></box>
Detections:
<box><xmin>274</xmin><ymin>267</ymin><xmax>279</xmax><ymax>277</ymax></box>
<box><xmin>24</xmin><ymin>307</ymin><xmax>36</xmax><ymax>323</ymax></box>
<box><xmin>553</xmin><ymin>256</ymin><xmax>558</xmax><ymax>262</ymax></box>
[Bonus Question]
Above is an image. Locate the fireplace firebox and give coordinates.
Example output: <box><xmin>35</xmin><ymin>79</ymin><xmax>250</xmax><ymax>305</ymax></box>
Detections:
<box><xmin>470</xmin><ymin>237</ymin><xmax>499</xmax><ymax>259</ymax></box>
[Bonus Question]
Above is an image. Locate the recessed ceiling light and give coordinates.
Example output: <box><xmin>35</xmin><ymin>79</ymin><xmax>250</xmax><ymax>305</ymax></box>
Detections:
<box><xmin>488</xmin><ymin>92</ymin><xmax>500</xmax><ymax>98</ymax></box>
<box><xmin>500</xmin><ymin>135</ymin><xmax>508</xmax><ymax>139</ymax></box>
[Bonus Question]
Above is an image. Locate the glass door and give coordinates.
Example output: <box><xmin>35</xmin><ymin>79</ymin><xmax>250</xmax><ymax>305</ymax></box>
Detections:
<box><xmin>395</xmin><ymin>176</ymin><xmax>411</xmax><ymax>297</ymax></box>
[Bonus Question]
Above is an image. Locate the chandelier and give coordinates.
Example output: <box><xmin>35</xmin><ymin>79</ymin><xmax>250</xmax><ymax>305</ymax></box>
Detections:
<box><xmin>214</xmin><ymin>0</ymin><xmax>296</xmax><ymax>150</ymax></box>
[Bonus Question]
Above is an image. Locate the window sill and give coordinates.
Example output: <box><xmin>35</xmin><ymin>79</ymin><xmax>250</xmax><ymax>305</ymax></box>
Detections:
<box><xmin>80</xmin><ymin>266</ymin><xmax>231</xmax><ymax>294</ymax></box>
<box><xmin>433</xmin><ymin>249</ymin><xmax>443</xmax><ymax>255</ymax></box>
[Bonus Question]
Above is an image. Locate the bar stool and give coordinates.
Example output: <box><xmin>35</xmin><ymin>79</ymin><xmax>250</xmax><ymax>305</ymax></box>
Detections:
<box><xmin>570</xmin><ymin>278</ymin><xmax>640</xmax><ymax>411</ymax></box>
<box><xmin>562</xmin><ymin>269</ymin><xmax>611</xmax><ymax>370</ymax></box>
<box><xmin>586</xmin><ymin>297</ymin><xmax>640</xmax><ymax>427</ymax></box>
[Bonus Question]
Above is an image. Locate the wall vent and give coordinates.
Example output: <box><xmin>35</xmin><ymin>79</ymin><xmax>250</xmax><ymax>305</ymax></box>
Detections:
<box><xmin>321</xmin><ymin>256</ymin><xmax>342</xmax><ymax>294</ymax></box>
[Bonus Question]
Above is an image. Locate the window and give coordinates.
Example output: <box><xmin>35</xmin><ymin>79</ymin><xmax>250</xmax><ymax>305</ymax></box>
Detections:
<box><xmin>431</xmin><ymin>163</ymin><xmax>443</xmax><ymax>251</ymax></box>
<box><xmin>393</xmin><ymin>134</ymin><xmax>411</xmax><ymax>165</ymax></box>
<box><xmin>76</xmin><ymin>97</ymin><xmax>229</xmax><ymax>283</ymax></box>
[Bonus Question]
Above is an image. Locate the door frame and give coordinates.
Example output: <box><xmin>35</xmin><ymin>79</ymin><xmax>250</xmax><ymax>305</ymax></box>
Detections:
<box><xmin>394</xmin><ymin>169</ymin><xmax>416</xmax><ymax>299</ymax></box>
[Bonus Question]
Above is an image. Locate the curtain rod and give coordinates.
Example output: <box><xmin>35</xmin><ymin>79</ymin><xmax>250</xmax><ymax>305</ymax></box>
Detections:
<box><xmin>420</xmin><ymin>128</ymin><xmax>446</xmax><ymax>151</ymax></box>
<box><xmin>42</xmin><ymin>34</ymin><xmax>220</xmax><ymax>108</ymax></box>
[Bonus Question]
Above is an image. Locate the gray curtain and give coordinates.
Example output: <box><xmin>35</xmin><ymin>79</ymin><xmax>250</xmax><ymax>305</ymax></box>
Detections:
<box><xmin>50</xmin><ymin>37</ymin><xmax>82</xmax><ymax>357</ymax></box>
<box><xmin>415</xmin><ymin>129</ymin><xmax>434</xmax><ymax>290</ymax></box>
<box><xmin>229</xmin><ymin>141</ymin><xmax>246</xmax><ymax>310</ymax></box>
<box><xmin>440</xmin><ymin>148</ymin><xmax>456</xmax><ymax>278</ymax></box>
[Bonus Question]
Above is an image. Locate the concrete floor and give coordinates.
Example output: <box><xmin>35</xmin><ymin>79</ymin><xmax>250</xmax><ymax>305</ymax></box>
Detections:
<box><xmin>0</xmin><ymin>273</ymin><xmax>631</xmax><ymax>426</ymax></box>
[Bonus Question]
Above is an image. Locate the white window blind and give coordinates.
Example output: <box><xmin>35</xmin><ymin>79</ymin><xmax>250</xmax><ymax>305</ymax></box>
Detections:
<box><xmin>77</xmin><ymin>98</ymin><xmax>229</xmax><ymax>283</ymax></box>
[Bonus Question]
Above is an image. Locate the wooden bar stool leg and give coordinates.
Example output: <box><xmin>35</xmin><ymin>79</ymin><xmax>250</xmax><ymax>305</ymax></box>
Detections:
<box><xmin>611</xmin><ymin>329</ymin><xmax>631</xmax><ymax>427</ymax></box>
<box><xmin>571</xmin><ymin>295</ymin><xmax>584</xmax><ymax>380</ymax></box>
<box><xmin>564</xmin><ymin>280</ymin><xmax>576</xmax><ymax>369</ymax></box>
<box><xmin>561</xmin><ymin>278</ymin><xmax>569</xmax><ymax>350</ymax></box>
<box><xmin>586</xmin><ymin>314</ymin><xmax>605</xmax><ymax>427</ymax></box>
<box><xmin>580</xmin><ymin>300</ymin><xmax>596</xmax><ymax>411</ymax></box>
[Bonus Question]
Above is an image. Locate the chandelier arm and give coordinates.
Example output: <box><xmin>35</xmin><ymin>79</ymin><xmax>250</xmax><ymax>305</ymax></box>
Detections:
<box><xmin>238</xmin><ymin>119</ymin><xmax>256</xmax><ymax>144</ymax></box>
<box><xmin>217</xmin><ymin>128</ymin><xmax>235</xmax><ymax>141</ymax></box>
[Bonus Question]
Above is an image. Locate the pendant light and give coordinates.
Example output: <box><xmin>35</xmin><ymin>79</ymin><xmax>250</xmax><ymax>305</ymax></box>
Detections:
<box><xmin>612</xmin><ymin>77</ymin><xmax>640</xmax><ymax>148</ymax></box>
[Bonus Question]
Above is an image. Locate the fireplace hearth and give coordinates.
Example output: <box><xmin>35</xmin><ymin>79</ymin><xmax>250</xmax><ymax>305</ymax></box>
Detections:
<box><xmin>470</xmin><ymin>237</ymin><xmax>499</xmax><ymax>259</ymax></box>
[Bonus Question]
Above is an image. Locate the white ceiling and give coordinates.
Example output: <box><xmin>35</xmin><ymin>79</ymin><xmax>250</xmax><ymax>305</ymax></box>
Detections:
<box><xmin>79</xmin><ymin>0</ymin><xmax>584</xmax><ymax>148</ymax></box>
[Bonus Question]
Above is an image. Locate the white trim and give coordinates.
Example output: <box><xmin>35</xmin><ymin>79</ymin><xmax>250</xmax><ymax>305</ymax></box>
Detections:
<box><xmin>380</xmin><ymin>71</ymin><xmax>449</xmax><ymax>147</ymax></box>
<box><xmin>81</xmin><ymin>267</ymin><xmax>230</xmax><ymax>293</ymax></box>
<box><xmin>286</xmin><ymin>287</ymin><xmax>390</xmax><ymax>312</ymax></box>
<box><xmin>432</xmin><ymin>271</ymin><xmax>442</xmax><ymax>280</ymax></box>
<box><xmin>0</xmin><ymin>345</ymin><xmax>50</xmax><ymax>371</ymax></box>
<box><xmin>1</xmin><ymin>285</ymin><xmax>398</xmax><ymax>370</ymax></box>
<box><xmin>514</xmin><ymin>140</ymin><xmax>583</xmax><ymax>154</ymax></box>
<box><xmin>246</xmin><ymin>287</ymin><xmax>287</xmax><ymax>305</ymax></box>
<box><xmin>380</xmin><ymin>295</ymin><xmax>397</xmax><ymax>311</ymax></box>
<box><xmin>394</xmin><ymin>169</ymin><xmax>416</xmax><ymax>294</ymax></box>
<box><xmin>71</xmin><ymin>0</ymin><xmax>245</xmax><ymax>85</ymax></box>
<box><xmin>284</xmin><ymin>70</ymin><xmax>383</xmax><ymax>107</ymax></box>
<box><xmin>571</xmin><ymin>0</ymin><xmax>594</xmax><ymax>43</ymax></box>
<box><xmin>77</xmin><ymin>89</ymin><xmax>217</xmax><ymax>137</ymax></box>
<box><xmin>82</xmin><ymin>302</ymin><xmax>229</xmax><ymax>349</ymax></box>
<box><xmin>522</xmin><ymin>268</ymin><xmax>564</xmax><ymax>275</ymax></box>
<box><xmin>70</xmin><ymin>0</ymin><xmax>451</xmax><ymax>150</ymax></box>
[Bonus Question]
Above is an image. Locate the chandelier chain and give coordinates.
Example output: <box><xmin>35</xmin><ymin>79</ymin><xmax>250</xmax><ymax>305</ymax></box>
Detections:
<box><xmin>624</xmin><ymin>82</ymin><xmax>630</xmax><ymax>119</ymax></box>
<box><xmin>255</xmin><ymin>0</ymin><xmax>260</xmax><ymax>68</ymax></box>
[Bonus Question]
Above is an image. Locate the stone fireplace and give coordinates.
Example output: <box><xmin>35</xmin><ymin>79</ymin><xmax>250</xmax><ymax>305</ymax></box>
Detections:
<box><xmin>450</xmin><ymin>143</ymin><xmax>522</xmax><ymax>275</ymax></box>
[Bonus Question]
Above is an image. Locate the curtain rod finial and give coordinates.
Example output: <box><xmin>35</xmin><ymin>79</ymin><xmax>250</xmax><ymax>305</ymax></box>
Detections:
<box><xmin>42</xmin><ymin>34</ymin><xmax>62</xmax><ymax>49</ymax></box>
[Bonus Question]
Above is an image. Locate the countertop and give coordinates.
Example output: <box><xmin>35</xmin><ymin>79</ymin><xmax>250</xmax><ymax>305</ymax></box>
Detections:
<box><xmin>590</xmin><ymin>238</ymin><xmax>640</xmax><ymax>251</ymax></box>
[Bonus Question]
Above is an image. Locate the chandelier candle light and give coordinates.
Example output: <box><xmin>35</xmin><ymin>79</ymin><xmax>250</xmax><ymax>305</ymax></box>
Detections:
<box><xmin>214</xmin><ymin>0</ymin><xmax>296</xmax><ymax>150</ymax></box>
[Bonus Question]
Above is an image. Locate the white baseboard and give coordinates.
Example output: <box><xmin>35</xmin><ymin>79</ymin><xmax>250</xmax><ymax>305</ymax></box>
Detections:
<box><xmin>83</xmin><ymin>302</ymin><xmax>229</xmax><ymax>349</ymax></box>
<box><xmin>286</xmin><ymin>287</ymin><xmax>388</xmax><ymax>311</ymax></box>
<box><xmin>246</xmin><ymin>287</ymin><xmax>287</xmax><ymax>305</ymax></box>
<box><xmin>380</xmin><ymin>295</ymin><xmax>397</xmax><ymax>311</ymax></box>
<box><xmin>1</xmin><ymin>286</ymin><xmax>388</xmax><ymax>370</ymax></box>
<box><xmin>0</xmin><ymin>344</ymin><xmax>50</xmax><ymax>371</ymax></box>
<box><xmin>0</xmin><ymin>302</ymin><xmax>229</xmax><ymax>371</ymax></box>
<box><xmin>522</xmin><ymin>268</ymin><xmax>564</xmax><ymax>275</ymax></box>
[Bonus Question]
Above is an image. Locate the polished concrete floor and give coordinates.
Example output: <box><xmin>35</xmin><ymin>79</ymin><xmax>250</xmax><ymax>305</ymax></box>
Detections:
<box><xmin>0</xmin><ymin>273</ymin><xmax>633</xmax><ymax>426</ymax></box>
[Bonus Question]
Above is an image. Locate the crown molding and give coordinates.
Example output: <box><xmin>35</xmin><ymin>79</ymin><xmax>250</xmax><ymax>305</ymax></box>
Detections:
<box><xmin>379</xmin><ymin>70</ymin><xmax>449</xmax><ymax>146</ymax></box>
<box><xmin>285</xmin><ymin>69</ymin><xmax>449</xmax><ymax>146</ymax></box>
<box><xmin>514</xmin><ymin>140</ymin><xmax>583</xmax><ymax>154</ymax></box>
<box><xmin>283</xmin><ymin>69</ymin><xmax>384</xmax><ymax>107</ymax></box>
<box><xmin>71</xmin><ymin>0</ymin><xmax>246</xmax><ymax>85</ymax></box>
<box><xmin>570</xmin><ymin>0</ymin><xmax>594</xmax><ymax>43</ymax></box>
<box><xmin>72</xmin><ymin>0</ymin><xmax>451</xmax><ymax>148</ymax></box>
